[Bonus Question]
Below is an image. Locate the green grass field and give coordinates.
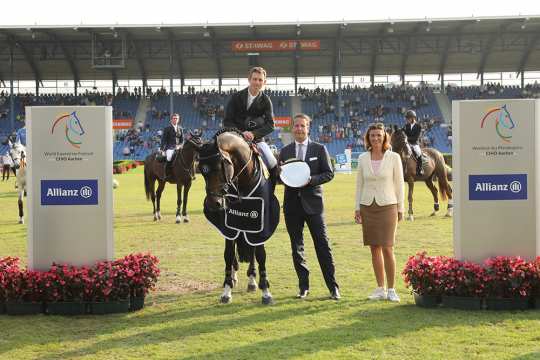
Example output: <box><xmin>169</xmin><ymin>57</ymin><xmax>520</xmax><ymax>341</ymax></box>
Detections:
<box><xmin>1</xmin><ymin>169</ymin><xmax>539</xmax><ymax>359</ymax></box>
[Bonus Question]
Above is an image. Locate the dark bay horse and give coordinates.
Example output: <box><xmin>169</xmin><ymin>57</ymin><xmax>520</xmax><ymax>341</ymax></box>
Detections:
<box><xmin>195</xmin><ymin>129</ymin><xmax>273</xmax><ymax>305</ymax></box>
<box><xmin>144</xmin><ymin>134</ymin><xmax>201</xmax><ymax>223</ymax></box>
<box><xmin>390</xmin><ymin>128</ymin><xmax>453</xmax><ymax>220</ymax></box>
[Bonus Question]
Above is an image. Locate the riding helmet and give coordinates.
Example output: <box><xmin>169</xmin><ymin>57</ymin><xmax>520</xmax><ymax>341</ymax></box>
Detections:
<box><xmin>405</xmin><ymin>109</ymin><xmax>417</xmax><ymax>119</ymax></box>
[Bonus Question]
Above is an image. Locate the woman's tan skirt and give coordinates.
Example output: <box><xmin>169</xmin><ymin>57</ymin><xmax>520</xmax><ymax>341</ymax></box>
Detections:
<box><xmin>360</xmin><ymin>201</ymin><xmax>398</xmax><ymax>246</ymax></box>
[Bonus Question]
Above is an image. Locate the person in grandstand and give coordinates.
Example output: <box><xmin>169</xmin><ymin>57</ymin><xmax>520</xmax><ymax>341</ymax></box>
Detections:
<box><xmin>223</xmin><ymin>66</ymin><xmax>277</xmax><ymax>171</ymax></box>
<box><xmin>402</xmin><ymin>109</ymin><xmax>424</xmax><ymax>176</ymax></box>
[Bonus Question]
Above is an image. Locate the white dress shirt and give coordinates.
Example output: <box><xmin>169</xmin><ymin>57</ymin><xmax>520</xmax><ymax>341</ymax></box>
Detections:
<box><xmin>247</xmin><ymin>91</ymin><xmax>258</xmax><ymax>109</ymax></box>
<box><xmin>295</xmin><ymin>138</ymin><xmax>309</xmax><ymax>161</ymax></box>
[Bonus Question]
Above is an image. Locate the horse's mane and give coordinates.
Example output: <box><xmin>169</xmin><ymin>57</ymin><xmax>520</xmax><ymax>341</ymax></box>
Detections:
<box><xmin>213</xmin><ymin>127</ymin><xmax>245</xmax><ymax>141</ymax></box>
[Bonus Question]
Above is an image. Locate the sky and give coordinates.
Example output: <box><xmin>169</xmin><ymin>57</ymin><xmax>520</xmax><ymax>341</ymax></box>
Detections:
<box><xmin>3</xmin><ymin>0</ymin><xmax>539</xmax><ymax>26</ymax></box>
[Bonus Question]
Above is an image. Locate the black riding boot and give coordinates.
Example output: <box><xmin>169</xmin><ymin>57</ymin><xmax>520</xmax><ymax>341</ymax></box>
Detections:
<box><xmin>416</xmin><ymin>156</ymin><xmax>424</xmax><ymax>176</ymax></box>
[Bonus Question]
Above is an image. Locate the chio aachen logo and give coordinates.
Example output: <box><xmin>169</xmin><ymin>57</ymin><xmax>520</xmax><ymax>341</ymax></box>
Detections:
<box><xmin>480</xmin><ymin>104</ymin><xmax>516</xmax><ymax>143</ymax></box>
<box><xmin>51</xmin><ymin>111</ymin><xmax>85</xmax><ymax>149</ymax></box>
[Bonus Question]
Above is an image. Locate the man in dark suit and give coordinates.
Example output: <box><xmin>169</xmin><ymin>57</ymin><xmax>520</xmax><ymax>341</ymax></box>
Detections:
<box><xmin>224</xmin><ymin>66</ymin><xmax>277</xmax><ymax>170</ymax></box>
<box><xmin>402</xmin><ymin>109</ymin><xmax>424</xmax><ymax>176</ymax></box>
<box><xmin>160</xmin><ymin>113</ymin><xmax>186</xmax><ymax>179</ymax></box>
<box><xmin>278</xmin><ymin>113</ymin><xmax>340</xmax><ymax>300</ymax></box>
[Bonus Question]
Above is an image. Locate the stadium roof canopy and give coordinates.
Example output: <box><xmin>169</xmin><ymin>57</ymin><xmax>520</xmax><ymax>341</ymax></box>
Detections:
<box><xmin>1</xmin><ymin>16</ymin><xmax>540</xmax><ymax>86</ymax></box>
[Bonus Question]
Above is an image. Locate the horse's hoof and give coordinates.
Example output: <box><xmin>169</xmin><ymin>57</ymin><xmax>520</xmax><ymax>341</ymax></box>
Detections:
<box><xmin>183</xmin><ymin>216</ymin><xmax>190</xmax><ymax>223</ymax></box>
<box><xmin>220</xmin><ymin>295</ymin><xmax>231</xmax><ymax>304</ymax></box>
<box><xmin>18</xmin><ymin>219</ymin><xmax>24</xmax><ymax>224</ymax></box>
<box><xmin>430</xmin><ymin>212</ymin><xmax>437</xmax><ymax>217</ymax></box>
<box><xmin>407</xmin><ymin>215</ymin><xmax>414</xmax><ymax>221</ymax></box>
<box><xmin>445</xmin><ymin>213</ymin><xmax>453</xmax><ymax>218</ymax></box>
<box><xmin>262</xmin><ymin>296</ymin><xmax>274</xmax><ymax>305</ymax></box>
<box><xmin>175</xmin><ymin>216</ymin><xmax>181</xmax><ymax>224</ymax></box>
<box><xmin>247</xmin><ymin>284</ymin><xmax>257</xmax><ymax>292</ymax></box>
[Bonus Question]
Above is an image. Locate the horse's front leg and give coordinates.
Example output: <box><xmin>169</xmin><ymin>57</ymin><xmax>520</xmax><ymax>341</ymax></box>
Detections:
<box><xmin>247</xmin><ymin>253</ymin><xmax>257</xmax><ymax>292</ymax></box>
<box><xmin>175</xmin><ymin>183</ymin><xmax>182</xmax><ymax>224</ymax></box>
<box><xmin>18</xmin><ymin>190</ymin><xmax>24</xmax><ymax>224</ymax></box>
<box><xmin>407</xmin><ymin>180</ymin><xmax>415</xmax><ymax>221</ymax></box>
<box><xmin>221</xmin><ymin>239</ymin><xmax>236</xmax><ymax>304</ymax></box>
<box><xmin>255</xmin><ymin>245</ymin><xmax>273</xmax><ymax>305</ymax></box>
<box><xmin>425</xmin><ymin>179</ymin><xmax>439</xmax><ymax>217</ymax></box>
<box><xmin>181</xmin><ymin>182</ymin><xmax>191</xmax><ymax>223</ymax></box>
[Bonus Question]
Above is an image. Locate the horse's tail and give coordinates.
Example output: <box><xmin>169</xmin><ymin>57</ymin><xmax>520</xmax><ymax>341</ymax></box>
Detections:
<box><xmin>236</xmin><ymin>237</ymin><xmax>253</xmax><ymax>263</ymax></box>
<box><xmin>144</xmin><ymin>158</ymin><xmax>151</xmax><ymax>201</ymax></box>
<box><xmin>433</xmin><ymin>152</ymin><xmax>452</xmax><ymax>201</ymax></box>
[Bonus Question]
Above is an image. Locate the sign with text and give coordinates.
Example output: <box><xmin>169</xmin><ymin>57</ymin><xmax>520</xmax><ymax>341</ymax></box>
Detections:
<box><xmin>231</xmin><ymin>40</ymin><xmax>321</xmax><ymax>52</ymax></box>
<box><xmin>113</xmin><ymin>119</ymin><xmax>133</xmax><ymax>129</ymax></box>
<box><xmin>27</xmin><ymin>106</ymin><xmax>114</xmax><ymax>270</ymax></box>
<box><xmin>274</xmin><ymin>116</ymin><xmax>292</xmax><ymax>128</ymax></box>
<box><xmin>453</xmin><ymin>100</ymin><xmax>540</xmax><ymax>263</ymax></box>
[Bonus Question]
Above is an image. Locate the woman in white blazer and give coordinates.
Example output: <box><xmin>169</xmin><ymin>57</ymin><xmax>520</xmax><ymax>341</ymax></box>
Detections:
<box><xmin>354</xmin><ymin>123</ymin><xmax>404</xmax><ymax>302</ymax></box>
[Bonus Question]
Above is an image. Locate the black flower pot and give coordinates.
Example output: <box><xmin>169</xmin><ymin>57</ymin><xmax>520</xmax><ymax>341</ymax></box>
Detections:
<box><xmin>6</xmin><ymin>302</ymin><xmax>44</xmax><ymax>315</ymax></box>
<box><xmin>47</xmin><ymin>302</ymin><xmax>87</xmax><ymax>316</ymax></box>
<box><xmin>90</xmin><ymin>300</ymin><xmax>130</xmax><ymax>315</ymax></box>
<box><xmin>0</xmin><ymin>302</ymin><xmax>5</xmax><ymax>314</ymax></box>
<box><xmin>485</xmin><ymin>297</ymin><xmax>530</xmax><ymax>311</ymax></box>
<box><xmin>130</xmin><ymin>296</ymin><xmax>145</xmax><ymax>312</ymax></box>
<box><xmin>413</xmin><ymin>292</ymin><xmax>441</xmax><ymax>308</ymax></box>
<box><xmin>441</xmin><ymin>295</ymin><xmax>483</xmax><ymax>310</ymax></box>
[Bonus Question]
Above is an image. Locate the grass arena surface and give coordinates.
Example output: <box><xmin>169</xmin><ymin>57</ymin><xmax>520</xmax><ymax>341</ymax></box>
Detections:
<box><xmin>1</xmin><ymin>168</ymin><xmax>539</xmax><ymax>360</ymax></box>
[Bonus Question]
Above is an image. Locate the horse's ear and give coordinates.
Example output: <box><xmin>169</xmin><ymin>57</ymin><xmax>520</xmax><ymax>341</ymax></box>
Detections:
<box><xmin>219</xmin><ymin>149</ymin><xmax>233</xmax><ymax>165</ymax></box>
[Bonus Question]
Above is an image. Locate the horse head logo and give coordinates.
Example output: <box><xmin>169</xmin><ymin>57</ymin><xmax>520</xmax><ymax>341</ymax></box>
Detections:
<box><xmin>51</xmin><ymin>111</ymin><xmax>85</xmax><ymax>149</ymax></box>
<box><xmin>480</xmin><ymin>104</ymin><xmax>515</xmax><ymax>143</ymax></box>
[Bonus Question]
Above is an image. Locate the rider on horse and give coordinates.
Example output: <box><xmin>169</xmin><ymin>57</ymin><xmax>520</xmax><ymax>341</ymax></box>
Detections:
<box><xmin>403</xmin><ymin>109</ymin><xmax>425</xmax><ymax>176</ymax></box>
<box><xmin>160</xmin><ymin>113</ymin><xmax>193</xmax><ymax>180</ymax></box>
<box><xmin>223</xmin><ymin>66</ymin><xmax>278</xmax><ymax>177</ymax></box>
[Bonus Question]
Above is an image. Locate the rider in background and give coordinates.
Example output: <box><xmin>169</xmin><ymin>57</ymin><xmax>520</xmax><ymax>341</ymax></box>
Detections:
<box><xmin>402</xmin><ymin>110</ymin><xmax>424</xmax><ymax>176</ymax></box>
<box><xmin>160</xmin><ymin>113</ymin><xmax>185</xmax><ymax>180</ymax></box>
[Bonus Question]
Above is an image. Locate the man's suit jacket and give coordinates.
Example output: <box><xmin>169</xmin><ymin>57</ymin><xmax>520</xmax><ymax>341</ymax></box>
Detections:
<box><xmin>403</xmin><ymin>122</ymin><xmax>421</xmax><ymax>144</ymax></box>
<box><xmin>278</xmin><ymin>140</ymin><xmax>334</xmax><ymax>215</ymax></box>
<box><xmin>224</xmin><ymin>87</ymin><xmax>275</xmax><ymax>140</ymax></box>
<box><xmin>161</xmin><ymin>124</ymin><xmax>183</xmax><ymax>150</ymax></box>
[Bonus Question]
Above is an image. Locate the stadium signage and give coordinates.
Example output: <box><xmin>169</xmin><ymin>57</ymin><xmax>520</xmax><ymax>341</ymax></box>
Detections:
<box><xmin>41</xmin><ymin>179</ymin><xmax>99</xmax><ymax>205</ymax></box>
<box><xmin>232</xmin><ymin>40</ymin><xmax>320</xmax><ymax>52</ymax></box>
<box><xmin>274</xmin><ymin>116</ymin><xmax>292</xmax><ymax>127</ymax></box>
<box><xmin>453</xmin><ymin>99</ymin><xmax>540</xmax><ymax>263</ymax></box>
<box><xmin>113</xmin><ymin>119</ymin><xmax>133</xmax><ymax>129</ymax></box>
<box><xmin>27</xmin><ymin>106</ymin><xmax>114</xmax><ymax>270</ymax></box>
<box><xmin>468</xmin><ymin>174</ymin><xmax>527</xmax><ymax>200</ymax></box>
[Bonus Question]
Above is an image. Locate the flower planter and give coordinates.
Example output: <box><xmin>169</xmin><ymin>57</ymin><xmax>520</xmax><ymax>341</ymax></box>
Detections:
<box><xmin>0</xmin><ymin>302</ymin><xmax>5</xmax><ymax>314</ymax></box>
<box><xmin>47</xmin><ymin>302</ymin><xmax>87</xmax><ymax>316</ymax></box>
<box><xmin>130</xmin><ymin>296</ymin><xmax>145</xmax><ymax>312</ymax></box>
<box><xmin>413</xmin><ymin>292</ymin><xmax>441</xmax><ymax>308</ymax></box>
<box><xmin>441</xmin><ymin>296</ymin><xmax>483</xmax><ymax>310</ymax></box>
<box><xmin>6</xmin><ymin>301</ymin><xmax>43</xmax><ymax>315</ymax></box>
<box><xmin>485</xmin><ymin>297</ymin><xmax>530</xmax><ymax>311</ymax></box>
<box><xmin>90</xmin><ymin>300</ymin><xmax>130</xmax><ymax>315</ymax></box>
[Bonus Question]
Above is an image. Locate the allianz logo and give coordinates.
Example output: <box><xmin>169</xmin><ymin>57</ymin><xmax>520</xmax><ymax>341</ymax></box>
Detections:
<box><xmin>475</xmin><ymin>181</ymin><xmax>522</xmax><ymax>193</ymax></box>
<box><xmin>228</xmin><ymin>208</ymin><xmax>259</xmax><ymax>219</ymax></box>
<box><xmin>46</xmin><ymin>186</ymin><xmax>93</xmax><ymax>198</ymax></box>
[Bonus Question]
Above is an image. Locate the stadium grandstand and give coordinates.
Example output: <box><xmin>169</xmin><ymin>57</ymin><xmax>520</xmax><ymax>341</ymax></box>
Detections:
<box><xmin>1</xmin><ymin>16</ymin><xmax>540</xmax><ymax>160</ymax></box>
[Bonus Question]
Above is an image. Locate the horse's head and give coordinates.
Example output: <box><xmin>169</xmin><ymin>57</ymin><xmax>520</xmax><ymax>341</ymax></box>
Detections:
<box><xmin>390</xmin><ymin>128</ymin><xmax>411</xmax><ymax>159</ymax></box>
<box><xmin>195</xmin><ymin>130</ymin><xmax>252</xmax><ymax>211</ymax></box>
<box><xmin>196</xmin><ymin>139</ymin><xmax>235</xmax><ymax>211</ymax></box>
<box><xmin>9</xmin><ymin>141</ymin><xmax>26</xmax><ymax>169</ymax></box>
<box><xmin>68</xmin><ymin>112</ymin><xmax>85</xmax><ymax>136</ymax></box>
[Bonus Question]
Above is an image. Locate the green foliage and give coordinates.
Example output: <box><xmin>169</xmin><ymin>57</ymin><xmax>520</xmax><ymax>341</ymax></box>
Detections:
<box><xmin>1</xmin><ymin>171</ymin><xmax>540</xmax><ymax>359</ymax></box>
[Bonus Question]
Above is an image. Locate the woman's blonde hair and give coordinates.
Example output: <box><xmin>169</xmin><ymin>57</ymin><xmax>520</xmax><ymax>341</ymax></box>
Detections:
<box><xmin>364</xmin><ymin>123</ymin><xmax>391</xmax><ymax>151</ymax></box>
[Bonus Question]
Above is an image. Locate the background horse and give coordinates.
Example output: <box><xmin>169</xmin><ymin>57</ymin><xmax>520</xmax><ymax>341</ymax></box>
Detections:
<box><xmin>8</xmin><ymin>141</ymin><xmax>26</xmax><ymax>224</ymax></box>
<box><xmin>390</xmin><ymin>128</ymin><xmax>453</xmax><ymax>221</ymax></box>
<box><xmin>196</xmin><ymin>129</ymin><xmax>273</xmax><ymax>305</ymax></box>
<box><xmin>144</xmin><ymin>134</ymin><xmax>201</xmax><ymax>223</ymax></box>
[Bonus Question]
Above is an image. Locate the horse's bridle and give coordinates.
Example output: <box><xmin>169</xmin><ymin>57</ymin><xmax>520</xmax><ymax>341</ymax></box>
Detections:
<box><xmin>198</xmin><ymin>146</ymin><xmax>253</xmax><ymax>201</ymax></box>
